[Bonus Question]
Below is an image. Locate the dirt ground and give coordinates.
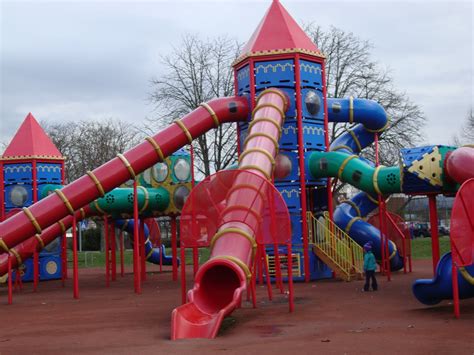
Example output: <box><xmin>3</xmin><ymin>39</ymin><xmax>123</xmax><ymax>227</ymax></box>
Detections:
<box><xmin>0</xmin><ymin>259</ymin><xmax>473</xmax><ymax>355</ymax></box>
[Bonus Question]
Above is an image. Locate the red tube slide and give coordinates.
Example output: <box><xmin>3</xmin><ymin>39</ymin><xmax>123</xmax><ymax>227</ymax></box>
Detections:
<box><xmin>171</xmin><ymin>88</ymin><xmax>288</xmax><ymax>339</ymax></box>
<box><xmin>0</xmin><ymin>97</ymin><xmax>249</xmax><ymax>256</ymax></box>
<box><xmin>0</xmin><ymin>207</ymin><xmax>90</xmax><ymax>275</ymax></box>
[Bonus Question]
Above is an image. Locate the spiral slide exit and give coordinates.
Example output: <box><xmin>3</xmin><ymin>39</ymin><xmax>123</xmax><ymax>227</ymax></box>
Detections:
<box><xmin>309</xmin><ymin>97</ymin><xmax>404</xmax><ymax>270</ymax></box>
<box><xmin>0</xmin><ymin>96</ymin><xmax>250</xmax><ymax>274</ymax></box>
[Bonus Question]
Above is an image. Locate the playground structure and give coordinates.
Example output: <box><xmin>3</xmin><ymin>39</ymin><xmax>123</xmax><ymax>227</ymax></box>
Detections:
<box><xmin>0</xmin><ymin>0</ymin><xmax>473</xmax><ymax>341</ymax></box>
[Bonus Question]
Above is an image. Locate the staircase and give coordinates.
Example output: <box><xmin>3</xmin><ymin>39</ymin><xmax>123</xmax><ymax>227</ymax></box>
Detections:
<box><xmin>307</xmin><ymin>212</ymin><xmax>364</xmax><ymax>282</ymax></box>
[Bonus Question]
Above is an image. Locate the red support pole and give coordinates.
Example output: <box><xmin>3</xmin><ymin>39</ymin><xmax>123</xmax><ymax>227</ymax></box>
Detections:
<box><xmin>119</xmin><ymin>230</ymin><xmax>124</xmax><ymax>277</ymax></box>
<box><xmin>251</xmin><ymin>249</ymin><xmax>258</xmax><ymax>307</ymax></box>
<box><xmin>322</xmin><ymin>61</ymin><xmax>333</xmax><ymax>221</ymax></box>
<box><xmin>429</xmin><ymin>195</ymin><xmax>440</xmax><ymax>275</ymax></box>
<box><xmin>104</xmin><ymin>217</ymin><xmax>110</xmax><ymax>287</ymax></box>
<box><xmin>263</xmin><ymin>246</ymin><xmax>273</xmax><ymax>301</ymax></box>
<box><xmin>257</xmin><ymin>245</ymin><xmax>264</xmax><ymax>285</ymax></box>
<box><xmin>110</xmin><ymin>221</ymin><xmax>117</xmax><ymax>281</ymax></box>
<box><xmin>140</xmin><ymin>220</ymin><xmax>146</xmax><ymax>281</ymax></box>
<box><xmin>62</xmin><ymin>232</ymin><xmax>68</xmax><ymax>284</ymax></box>
<box><xmin>72</xmin><ymin>216</ymin><xmax>79</xmax><ymax>299</ymax></box>
<box><xmin>133</xmin><ymin>179</ymin><xmax>141</xmax><ymax>294</ymax></box>
<box><xmin>288</xmin><ymin>242</ymin><xmax>294</xmax><ymax>313</ymax></box>
<box><xmin>451</xmin><ymin>261</ymin><xmax>460</xmax><ymax>318</ymax></box>
<box><xmin>8</xmin><ymin>255</ymin><xmax>12</xmax><ymax>304</ymax></box>
<box><xmin>180</xmin><ymin>245</ymin><xmax>186</xmax><ymax>304</ymax></box>
<box><xmin>192</xmin><ymin>247</ymin><xmax>199</xmax><ymax>276</ymax></box>
<box><xmin>294</xmin><ymin>54</ymin><xmax>310</xmax><ymax>282</ymax></box>
<box><xmin>33</xmin><ymin>248</ymin><xmax>39</xmax><ymax>292</ymax></box>
<box><xmin>171</xmin><ymin>216</ymin><xmax>178</xmax><ymax>281</ymax></box>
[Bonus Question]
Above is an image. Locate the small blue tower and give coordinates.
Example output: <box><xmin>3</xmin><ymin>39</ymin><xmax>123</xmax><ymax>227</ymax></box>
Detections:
<box><xmin>1</xmin><ymin>113</ymin><xmax>64</xmax><ymax>281</ymax></box>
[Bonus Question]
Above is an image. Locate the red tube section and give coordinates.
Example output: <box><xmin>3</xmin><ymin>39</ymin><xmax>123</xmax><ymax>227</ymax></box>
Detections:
<box><xmin>171</xmin><ymin>88</ymin><xmax>288</xmax><ymax>339</ymax></box>
<box><xmin>0</xmin><ymin>97</ymin><xmax>249</xmax><ymax>255</ymax></box>
<box><xmin>445</xmin><ymin>146</ymin><xmax>474</xmax><ymax>184</ymax></box>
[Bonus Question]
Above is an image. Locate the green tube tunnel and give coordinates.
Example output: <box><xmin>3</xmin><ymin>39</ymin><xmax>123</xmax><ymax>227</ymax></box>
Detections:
<box><xmin>89</xmin><ymin>187</ymin><xmax>170</xmax><ymax>217</ymax></box>
<box><xmin>308</xmin><ymin>151</ymin><xmax>402</xmax><ymax>195</ymax></box>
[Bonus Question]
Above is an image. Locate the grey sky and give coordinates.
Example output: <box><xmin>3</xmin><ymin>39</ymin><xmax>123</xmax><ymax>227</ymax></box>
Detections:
<box><xmin>1</xmin><ymin>0</ymin><xmax>472</xmax><ymax>150</ymax></box>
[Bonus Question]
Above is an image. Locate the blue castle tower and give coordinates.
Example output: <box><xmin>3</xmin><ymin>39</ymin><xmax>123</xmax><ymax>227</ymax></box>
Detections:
<box><xmin>1</xmin><ymin>113</ymin><xmax>64</xmax><ymax>281</ymax></box>
<box><xmin>233</xmin><ymin>1</ymin><xmax>331</xmax><ymax>281</ymax></box>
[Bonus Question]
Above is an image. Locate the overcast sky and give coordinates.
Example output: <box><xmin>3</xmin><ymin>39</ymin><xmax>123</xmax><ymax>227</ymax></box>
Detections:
<box><xmin>1</xmin><ymin>0</ymin><xmax>472</xmax><ymax>151</ymax></box>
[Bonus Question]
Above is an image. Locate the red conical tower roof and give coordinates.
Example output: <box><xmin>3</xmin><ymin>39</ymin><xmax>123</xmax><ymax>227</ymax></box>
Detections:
<box><xmin>234</xmin><ymin>0</ymin><xmax>324</xmax><ymax>66</ymax></box>
<box><xmin>1</xmin><ymin>113</ymin><xmax>64</xmax><ymax>161</ymax></box>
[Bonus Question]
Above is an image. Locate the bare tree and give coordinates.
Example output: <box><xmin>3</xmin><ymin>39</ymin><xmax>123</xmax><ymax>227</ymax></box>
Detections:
<box><xmin>148</xmin><ymin>34</ymin><xmax>241</xmax><ymax>177</ymax></box>
<box><xmin>305</xmin><ymin>25</ymin><xmax>426</xmax><ymax>165</ymax></box>
<box><xmin>42</xmin><ymin>119</ymin><xmax>140</xmax><ymax>182</ymax></box>
<box><xmin>453</xmin><ymin>107</ymin><xmax>474</xmax><ymax>145</ymax></box>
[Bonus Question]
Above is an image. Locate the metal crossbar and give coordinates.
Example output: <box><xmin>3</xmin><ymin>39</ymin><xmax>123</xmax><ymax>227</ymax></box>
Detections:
<box><xmin>307</xmin><ymin>212</ymin><xmax>364</xmax><ymax>279</ymax></box>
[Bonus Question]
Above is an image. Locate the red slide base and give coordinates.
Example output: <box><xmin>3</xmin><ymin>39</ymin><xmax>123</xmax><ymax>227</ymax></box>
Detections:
<box><xmin>171</xmin><ymin>303</ymin><xmax>225</xmax><ymax>340</ymax></box>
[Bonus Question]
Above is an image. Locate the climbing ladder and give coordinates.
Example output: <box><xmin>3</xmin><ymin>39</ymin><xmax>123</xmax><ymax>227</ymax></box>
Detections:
<box><xmin>307</xmin><ymin>212</ymin><xmax>364</xmax><ymax>281</ymax></box>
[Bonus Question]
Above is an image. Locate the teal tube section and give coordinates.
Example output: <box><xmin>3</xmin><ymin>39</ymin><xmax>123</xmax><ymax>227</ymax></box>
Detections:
<box><xmin>308</xmin><ymin>151</ymin><xmax>402</xmax><ymax>195</ymax></box>
<box><xmin>89</xmin><ymin>187</ymin><xmax>170</xmax><ymax>217</ymax></box>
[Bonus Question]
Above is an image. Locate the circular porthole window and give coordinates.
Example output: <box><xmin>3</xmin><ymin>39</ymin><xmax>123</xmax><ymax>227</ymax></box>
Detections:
<box><xmin>142</xmin><ymin>169</ymin><xmax>152</xmax><ymax>185</ymax></box>
<box><xmin>153</xmin><ymin>163</ymin><xmax>169</xmax><ymax>183</ymax></box>
<box><xmin>305</xmin><ymin>90</ymin><xmax>321</xmax><ymax>116</ymax></box>
<box><xmin>10</xmin><ymin>185</ymin><xmax>28</xmax><ymax>207</ymax></box>
<box><xmin>173</xmin><ymin>185</ymin><xmax>190</xmax><ymax>211</ymax></box>
<box><xmin>173</xmin><ymin>158</ymin><xmax>191</xmax><ymax>182</ymax></box>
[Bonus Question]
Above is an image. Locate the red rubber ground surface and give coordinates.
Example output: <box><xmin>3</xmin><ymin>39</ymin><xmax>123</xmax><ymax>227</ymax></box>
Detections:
<box><xmin>1</xmin><ymin>260</ymin><xmax>473</xmax><ymax>354</ymax></box>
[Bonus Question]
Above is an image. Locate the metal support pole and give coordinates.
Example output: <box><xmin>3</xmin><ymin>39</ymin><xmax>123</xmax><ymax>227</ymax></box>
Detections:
<box><xmin>171</xmin><ymin>216</ymin><xmax>178</xmax><ymax>281</ymax></box>
<box><xmin>104</xmin><ymin>217</ymin><xmax>110</xmax><ymax>287</ymax></box>
<box><xmin>140</xmin><ymin>219</ymin><xmax>146</xmax><ymax>281</ymax></box>
<box><xmin>72</xmin><ymin>216</ymin><xmax>79</xmax><ymax>299</ymax></box>
<box><xmin>8</xmin><ymin>255</ymin><xmax>13</xmax><ymax>304</ymax></box>
<box><xmin>429</xmin><ymin>195</ymin><xmax>440</xmax><ymax>275</ymax></box>
<box><xmin>33</xmin><ymin>249</ymin><xmax>39</xmax><ymax>292</ymax></box>
<box><xmin>119</xmin><ymin>230</ymin><xmax>124</xmax><ymax>277</ymax></box>
<box><xmin>111</xmin><ymin>221</ymin><xmax>116</xmax><ymax>281</ymax></box>
<box><xmin>133</xmin><ymin>179</ymin><xmax>141</xmax><ymax>294</ymax></box>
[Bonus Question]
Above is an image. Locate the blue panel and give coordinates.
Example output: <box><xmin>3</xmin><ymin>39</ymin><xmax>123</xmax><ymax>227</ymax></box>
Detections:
<box><xmin>309</xmin><ymin>186</ymin><xmax>329</xmax><ymax>213</ymax></box>
<box><xmin>290</xmin><ymin>212</ymin><xmax>303</xmax><ymax>245</ymax></box>
<box><xmin>236</xmin><ymin>65</ymin><xmax>250</xmax><ymax>96</ymax></box>
<box><xmin>299</xmin><ymin>60</ymin><xmax>323</xmax><ymax>88</ymax></box>
<box><xmin>275</xmin><ymin>150</ymin><xmax>299</xmax><ymax>183</ymax></box>
<box><xmin>275</xmin><ymin>182</ymin><xmax>301</xmax><ymax>213</ymax></box>
<box><xmin>4</xmin><ymin>183</ymin><xmax>33</xmax><ymax>209</ymax></box>
<box><xmin>303</xmin><ymin>120</ymin><xmax>325</xmax><ymax>149</ymax></box>
<box><xmin>400</xmin><ymin>146</ymin><xmax>435</xmax><ymax>167</ymax></box>
<box><xmin>309</xmin><ymin>252</ymin><xmax>333</xmax><ymax>280</ymax></box>
<box><xmin>3</xmin><ymin>163</ymin><xmax>32</xmax><ymax>184</ymax></box>
<box><xmin>402</xmin><ymin>171</ymin><xmax>440</xmax><ymax>194</ymax></box>
<box><xmin>238</xmin><ymin>122</ymin><xmax>249</xmax><ymax>153</ymax></box>
<box><xmin>280</xmin><ymin>119</ymin><xmax>298</xmax><ymax>149</ymax></box>
<box><xmin>39</xmin><ymin>254</ymin><xmax>62</xmax><ymax>280</ymax></box>
<box><xmin>254</xmin><ymin>59</ymin><xmax>295</xmax><ymax>90</ymax></box>
<box><xmin>36</xmin><ymin>163</ymin><xmax>62</xmax><ymax>184</ymax></box>
<box><xmin>13</xmin><ymin>258</ymin><xmax>34</xmax><ymax>282</ymax></box>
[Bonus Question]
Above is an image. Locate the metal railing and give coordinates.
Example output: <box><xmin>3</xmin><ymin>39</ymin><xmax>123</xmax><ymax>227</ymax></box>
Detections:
<box><xmin>307</xmin><ymin>212</ymin><xmax>364</xmax><ymax>278</ymax></box>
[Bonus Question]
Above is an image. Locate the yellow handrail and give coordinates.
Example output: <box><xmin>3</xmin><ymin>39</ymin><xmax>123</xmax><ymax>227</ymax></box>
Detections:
<box><xmin>307</xmin><ymin>212</ymin><xmax>364</xmax><ymax>278</ymax></box>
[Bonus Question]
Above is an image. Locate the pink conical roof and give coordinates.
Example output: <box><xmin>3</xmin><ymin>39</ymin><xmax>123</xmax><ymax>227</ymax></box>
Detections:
<box><xmin>1</xmin><ymin>113</ymin><xmax>64</xmax><ymax>160</ymax></box>
<box><xmin>234</xmin><ymin>0</ymin><xmax>324</xmax><ymax>65</ymax></box>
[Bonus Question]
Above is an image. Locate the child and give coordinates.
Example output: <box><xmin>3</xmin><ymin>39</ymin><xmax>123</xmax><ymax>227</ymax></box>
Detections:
<box><xmin>363</xmin><ymin>242</ymin><xmax>378</xmax><ymax>291</ymax></box>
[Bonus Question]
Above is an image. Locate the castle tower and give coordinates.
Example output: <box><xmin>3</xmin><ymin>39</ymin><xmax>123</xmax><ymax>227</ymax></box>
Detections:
<box><xmin>1</xmin><ymin>113</ymin><xmax>64</xmax><ymax>280</ymax></box>
<box><xmin>233</xmin><ymin>0</ymin><xmax>330</xmax><ymax>281</ymax></box>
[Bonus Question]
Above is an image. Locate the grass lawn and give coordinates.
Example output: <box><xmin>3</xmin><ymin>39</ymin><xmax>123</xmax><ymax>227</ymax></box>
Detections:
<box><xmin>70</xmin><ymin>236</ymin><xmax>449</xmax><ymax>268</ymax></box>
<box><xmin>68</xmin><ymin>247</ymin><xmax>211</xmax><ymax>268</ymax></box>
<box><xmin>410</xmin><ymin>235</ymin><xmax>451</xmax><ymax>259</ymax></box>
